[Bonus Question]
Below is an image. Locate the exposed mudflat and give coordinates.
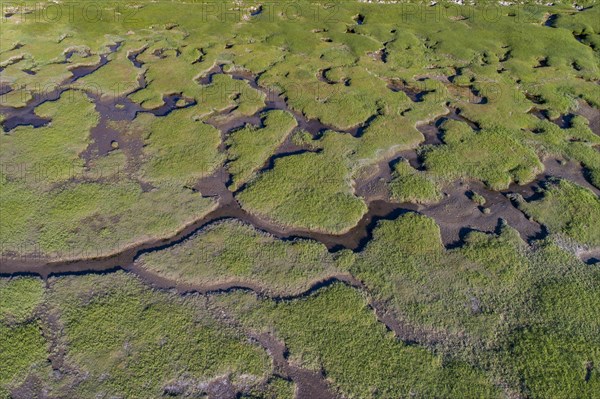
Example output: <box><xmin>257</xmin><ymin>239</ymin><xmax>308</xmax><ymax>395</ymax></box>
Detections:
<box><xmin>420</xmin><ymin>180</ymin><xmax>544</xmax><ymax>247</ymax></box>
<box><xmin>580</xmin><ymin>248</ymin><xmax>600</xmax><ymax>265</ymax></box>
<box><xmin>252</xmin><ymin>333</ymin><xmax>337</xmax><ymax>399</ymax></box>
<box><xmin>576</xmin><ymin>100</ymin><xmax>600</xmax><ymax>136</ymax></box>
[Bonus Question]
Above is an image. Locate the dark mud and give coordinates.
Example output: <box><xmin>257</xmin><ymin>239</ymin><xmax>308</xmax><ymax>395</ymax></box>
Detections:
<box><xmin>252</xmin><ymin>333</ymin><xmax>337</xmax><ymax>399</ymax></box>
<box><xmin>79</xmin><ymin>90</ymin><xmax>195</xmax><ymax>166</ymax></box>
<box><xmin>353</xmin><ymin>156</ymin><xmax>396</xmax><ymax>202</ymax></box>
<box><xmin>387</xmin><ymin>79</ymin><xmax>432</xmax><ymax>102</ymax></box>
<box><xmin>0</xmin><ymin>44</ymin><xmax>122</xmax><ymax>132</ymax></box>
<box><xmin>201</xmin><ymin>63</ymin><xmax>380</xmax><ymax>138</ymax></box>
<box><xmin>544</xmin><ymin>157</ymin><xmax>600</xmax><ymax>197</ymax></box>
<box><xmin>423</xmin><ymin>180</ymin><xmax>545</xmax><ymax>248</ymax></box>
<box><xmin>9</xmin><ymin>375</ymin><xmax>51</xmax><ymax>399</ymax></box>
<box><xmin>1</xmin><ymin>41</ymin><xmax>192</xmax><ymax>138</ymax></box>
<box><xmin>575</xmin><ymin>100</ymin><xmax>600</xmax><ymax>136</ymax></box>
<box><xmin>0</xmin><ymin>113</ymin><xmax>51</xmax><ymax>131</ymax></box>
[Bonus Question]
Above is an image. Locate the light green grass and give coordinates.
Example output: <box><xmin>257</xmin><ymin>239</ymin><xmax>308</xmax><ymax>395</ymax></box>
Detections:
<box><xmin>216</xmin><ymin>283</ymin><xmax>499</xmax><ymax>399</ymax></box>
<box><xmin>45</xmin><ymin>272</ymin><xmax>271</xmax><ymax>398</ymax></box>
<box><xmin>140</xmin><ymin>107</ymin><xmax>224</xmax><ymax>186</ymax></box>
<box><xmin>0</xmin><ymin>175</ymin><xmax>217</xmax><ymax>257</ymax></box>
<box><xmin>137</xmin><ymin>219</ymin><xmax>347</xmax><ymax>295</ymax></box>
<box><xmin>236</xmin><ymin>131</ymin><xmax>367</xmax><ymax>233</ymax></box>
<box><xmin>388</xmin><ymin>160</ymin><xmax>442</xmax><ymax>204</ymax></box>
<box><xmin>0</xmin><ymin>278</ymin><xmax>45</xmax><ymax>325</ymax></box>
<box><xmin>516</xmin><ymin>178</ymin><xmax>600</xmax><ymax>246</ymax></box>
<box><xmin>423</xmin><ymin>122</ymin><xmax>543</xmax><ymax>190</ymax></box>
<box><xmin>0</xmin><ymin>90</ymin><xmax>97</xmax><ymax>186</ymax></box>
<box><xmin>226</xmin><ymin>110</ymin><xmax>297</xmax><ymax>191</ymax></box>
<box><xmin>0</xmin><ymin>278</ymin><xmax>48</xmax><ymax>399</ymax></box>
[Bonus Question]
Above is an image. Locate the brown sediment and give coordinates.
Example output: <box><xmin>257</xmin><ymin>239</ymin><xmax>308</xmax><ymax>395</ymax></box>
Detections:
<box><xmin>204</xmin><ymin>376</ymin><xmax>238</xmax><ymax>399</ymax></box>
<box><xmin>386</xmin><ymin>78</ymin><xmax>432</xmax><ymax>103</ymax></box>
<box><xmin>543</xmin><ymin>157</ymin><xmax>600</xmax><ymax>197</ymax></box>
<box><xmin>3</xmin><ymin>156</ymin><xmax>595</xmax><ymax>278</ymax></box>
<box><xmin>400</xmin><ymin>106</ymin><xmax>481</xmax><ymax>171</ymax></box>
<box><xmin>9</xmin><ymin>375</ymin><xmax>49</xmax><ymax>399</ymax></box>
<box><xmin>575</xmin><ymin>100</ymin><xmax>600</xmax><ymax>136</ymax></box>
<box><xmin>352</xmin><ymin>156</ymin><xmax>396</xmax><ymax>203</ymax></box>
<box><xmin>251</xmin><ymin>333</ymin><xmax>337</xmax><ymax>399</ymax></box>
<box><xmin>79</xmin><ymin>90</ymin><xmax>195</xmax><ymax>167</ymax></box>
<box><xmin>421</xmin><ymin>179</ymin><xmax>545</xmax><ymax>248</ymax></box>
<box><xmin>200</xmin><ymin>63</ymin><xmax>380</xmax><ymax>137</ymax></box>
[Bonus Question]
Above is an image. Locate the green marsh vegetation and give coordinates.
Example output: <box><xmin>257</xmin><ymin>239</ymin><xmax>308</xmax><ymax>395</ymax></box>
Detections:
<box><xmin>1</xmin><ymin>1</ymin><xmax>600</xmax><ymax>397</ymax></box>
<box><xmin>0</xmin><ymin>278</ymin><xmax>48</xmax><ymax>399</ymax></box>
<box><xmin>215</xmin><ymin>283</ymin><xmax>500</xmax><ymax>399</ymax></box>
<box><xmin>139</xmin><ymin>107</ymin><xmax>224</xmax><ymax>186</ymax></box>
<box><xmin>388</xmin><ymin>159</ymin><xmax>442</xmax><ymax>204</ymax></box>
<box><xmin>226</xmin><ymin>110</ymin><xmax>297</xmax><ymax>191</ymax></box>
<box><xmin>2</xmin><ymin>0</ymin><xmax>600</xmax><ymax>252</ymax></box>
<box><xmin>137</xmin><ymin>219</ymin><xmax>348</xmax><ymax>295</ymax></box>
<box><xmin>236</xmin><ymin>132</ymin><xmax>369</xmax><ymax>234</ymax></box>
<box><xmin>516</xmin><ymin>178</ymin><xmax>600</xmax><ymax>246</ymax></box>
<box><xmin>346</xmin><ymin>212</ymin><xmax>600</xmax><ymax>398</ymax></box>
<box><xmin>423</xmin><ymin>121</ymin><xmax>544</xmax><ymax>190</ymax></box>
<box><xmin>43</xmin><ymin>272</ymin><xmax>271</xmax><ymax>398</ymax></box>
<box><xmin>0</xmin><ymin>273</ymin><xmax>295</xmax><ymax>398</ymax></box>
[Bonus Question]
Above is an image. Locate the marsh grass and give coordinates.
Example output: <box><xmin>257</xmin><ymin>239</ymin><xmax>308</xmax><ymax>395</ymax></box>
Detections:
<box><xmin>137</xmin><ymin>219</ymin><xmax>346</xmax><ymax>295</ymax></box>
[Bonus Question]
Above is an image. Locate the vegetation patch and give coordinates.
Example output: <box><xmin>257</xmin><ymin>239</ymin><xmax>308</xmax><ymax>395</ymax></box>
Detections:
<box><xmin>137</xmin><ymin>219</ymin><xmax>347</xmax><ymax>296</ymax></box>
<box><xmin>236</xmin><ymin>132</ymin><xmax>368</xmax><ymax>233</ymax></box>
<box><xmin>215</xmin><ymin>283</ymin><xmax>499</xmax><ymax>399</ymax></box>
<box><xmin>226</xmin><ymin>110</ymin><xmax>297</xmax><ymax>191</ymax></box>
<box><xmin>423</xmin><ymin>122</ymin><xmax>543</xmax><ymax>190</ymax></box>
<box><xmin>516</xmin><ymin>178</ymin><xmax>600</xmax><ymax>246</ymax></box>
<box><xmin>45</xmin><ymin>272</ymin><xmax>271</xmax><ymax>398</ymax></box>
<box><xmin>388</xmin><ymin>160</ymin><xmax>442</xmax><ymax>204</ymax></box>
<box><xmin>0</xmin><ymin>278</ymin><xmax>48</xmax><ymax>399</ymax></box>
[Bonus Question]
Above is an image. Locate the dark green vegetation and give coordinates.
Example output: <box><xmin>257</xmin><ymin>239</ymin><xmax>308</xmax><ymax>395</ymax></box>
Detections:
<box><xmin>0</xmin><ymin>279</ymin><xmax>48</xmax><ymax>399</ymax></box>
<box><xmin>216</xmin><ymin>284</ymin><xmax>500</xmax><ymax>399</ymax></box>
<box><xmin>0</xmin><ymin>273</ymin><xmax>276</xmax><ymax>398</ymax></box>
<box><xmin>516</xmin><ymin>178</ymin><xmax>600</xmax><ymax>246</ymax></box>
<box><xmin>1</xmin><ymin>1</ymin><xmax>600</xmax><ymax>398</ymax></box>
